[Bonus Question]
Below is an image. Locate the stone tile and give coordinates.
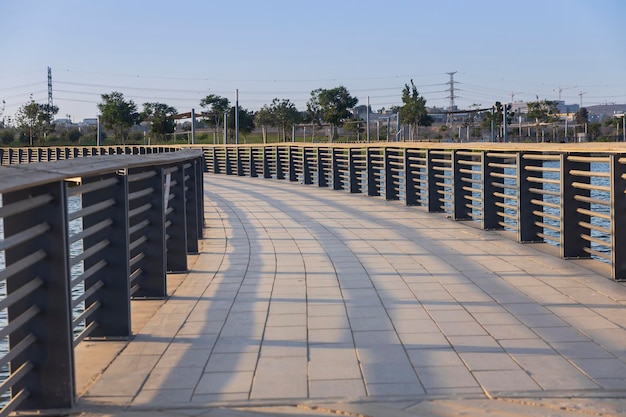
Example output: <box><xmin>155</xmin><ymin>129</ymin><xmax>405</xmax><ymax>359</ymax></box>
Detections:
<box><xmin>260</xmin><ymin>342</ymin><xmax>308</xmax><ymax>357</ymax></box>
<box><xmin>250</xmin><ymin>356</ymin><xmax>308</xmax><ymax>399</ymax></box>
<box><xmin>349</xmin><ymin>317</ymin><xmax>394</xmax><ymax>331</ymax></box>
<box><xmin>309</xmin><ymin>379</ymin><xmax>366</xmax><ymax>398</ymax></box>
<box><xmin>532</xmin><ymin>326</ymin><xmax>590</xmax><ymax>343</ymax></box>
<box><xmin>459</xmin><ymin>352</ymin><xmax>520</xmax><ymax>371</ymax></box>
<box><xmin>142</xmin><ymin>366</ymin><xmax>203</xmax><ymax>390</ymax></box>
<box><xmin>205</xmin><ymin>352</ymin><xmax>259</xmax><ymax>372</ymax></box>
<box><xmin>309</xmin><ymin>328</ymin><xmax>354</xmax><ymax>345</ymax></box>
<box><xmin>415</xmin><ymin>365</ymin><xmax>479</xmax><ymax>390</ymax></box>
<box><xmin>266</xmin><ymin>313</ymin><xmax>307</xmax><ymax>327</ymax></box>
<box><xmin>131</xmin><ymin>388</ymin><xmax>193</xmax><ymax>406</ymax></box>
<box><xmin>195</xmin><ymin>371</ymin><xmax>254</xmax><ymax>394</ymax></box>
<box><xmin>212</xmin><ymin>337</ymin><xmax>261</xmax><ymax>354</ymax></box>
<box><xmin>353</xmin><ymin>330</ymin><xmax>401</xmax><ymax>347</ymax></box>
<box><xmin>436</xmin><ymin>321</ymin><xmax>487</xmax><ymax>337</ymax></box>
<box><xmin>365</xmin><ymin>382</ymin><xmax>425</xmax><ymax>396</ymax></box>
<box><xmin>571</xmin><ymin>358</ymin><xmax>626</xmax><ymax>379</ymax></box>
<box><xmin>308</xmin><ymin>315</ymin><xmax>349</xmax><ymax>329</ymax></box>
<box><xmin>446</xmin><ymin>335</ymin><xmax>502</xmax><ymax>353</ymax></box>
<box><xmin>393</xmin><ymin>319</ymin><xmax>440</xmax><ymax>334</ymax></box>
<box><xmin>428</xmin><ymin>309</ymin><xmax>474</xmax><ymax>322</ymax></box>
<box><xmin>309</xmin><ymin>348</ymin><xmax>362</xmax><ymax>380</ymax></box>
<box><xmin>407</xmin><ymin>348</ymin><xmax>464</xmax><ymax>368</ymax></box>
<box><xmin>155</xmin><ymin>348</ymin><xmax>211</xmax><ymax>369</ymax></box>
<box><xmin>263</xmin><ymin>325</ymin><xmax>307</xmax><ymax>341</ymax></box>
<box><xmin>191</xmin><ymin>392</ymin><xmax>250</xmax><ymax>403</ymax></box>
<box><xmin>550</xmin><ymin>341</ymin><xmax>614</xmax><ymax>359</ymax></box>
<box><xmin>308</xmin><ymin>303</ymin><xmax>347</xmax><ymax>317</ymax></box>
<box><xmin>472</xmin><ymin>369</ymin><xmax>542</xmax><ymax>393</ymax></box>
<box><xmin>356</xmin><ymin>345</ymin><xmax>408</xmax><ymax>364</ymax></box>
<box><xmin>483</xmin><ymin>324</ymin><xmax>538</xmax><ymax>340</ymax></box>
<box><xmin>360</xmin><ymin>362</ymin><xmax>420</xmax><ymax>384</ymax></box>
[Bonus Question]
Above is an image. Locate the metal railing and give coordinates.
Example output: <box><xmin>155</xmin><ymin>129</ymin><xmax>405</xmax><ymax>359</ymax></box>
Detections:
<box><xmin>0</xmin><ymin>145</ymin><xmax>180</xmax><ymax>166</ymax></box>
<box><xmin>0</xmin><ymin>149</ymin><xmax>204</xmax><ymax>415</ymax></box>
<box><xmin>201</xmin><ymin>143</ymin><xmax>626</xmax><ymax>281</ymax></box>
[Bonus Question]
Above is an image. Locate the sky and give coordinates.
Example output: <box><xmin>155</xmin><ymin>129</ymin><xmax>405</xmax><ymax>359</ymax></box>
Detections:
<box><xmin>1</xmin><ymin>0</ymin><xmax>625</xmax><ymax>123</ymax></box>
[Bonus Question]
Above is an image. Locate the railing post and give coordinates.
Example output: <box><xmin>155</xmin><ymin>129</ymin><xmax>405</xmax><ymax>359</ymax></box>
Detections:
<box><xmin>317</xmin><ymin>148</ymin><xmax>328</xmax><ymax>187</ymax></box>
<box><xmin>303</xmin><ymin>148</ymin><xmax>312</xmax><ymax>185</ymax></box>
<box><xmin>367</xmin><ymin>148</ymin><xmax>379</xmax><ymax>196</ymax></box>
<box><xmin>198</xmin><ymin>156</ymin><xmax>205</xmax><ymax>232</ymax></box>
<box><xmin>289</xmin><ymin>147</ymin><xmax>297</xmax><ymax>182</ymax></box>
<box><xmin>610</xmin><ymin>155</ymin><xmax>626</xmax><ymax>280</ymax></box>
<box><xmin>212</xmin><ymin>148</ymin><xmax>219</xmax><ymax>174</ymax></box>
<box><xmin>263</xmin><ymin>147</ymin><xmax>271</xmax><ymax>179</ymax></box>
<box><xmin>276</xmin><ymin>147</ymin><xmax>285</xmax><ymax>180</ymax></box>
<box><xmin>166</xmin><ymin>164</ymin><xmax>188</xmax><ymax>273</ymax></box>
<box><xmin>332</xmin><ymin>148</ymin><xmax>342</xmax><ymax>190</ymax></box>
<box><xmin>250</xmin><ymin>147</ymin><xmax>259</xmax><ymax>178</ymax></box>
<box><xmin>405</xmin><ymin>149</ymin><xmax>419</xmax><ymax>206</ymax></box>
<box><xmin>82</xmin><ymin>172</ymin><xmax>131</xmax><ymax>338</ymax></box>
<box><xmin>452</xmin><ymin>150</ymin><xmax>471</xmax><ymax>220</ymax></box>
<box><xmin>385</xmin><ymin>148</ymin><xmax>399</xmax><ymax>201</ymax></box>
<box><xmin>225</xmin><ymin>147</ymin><xmax>233</xmax><ymax>175</ymax></box>
<box><xmin>517</xmin><ymin>152</ymin><xmax>543</xmax><ymax>242</ymax></box>
<box><xmin>427</xmin><ymin>150</ymin><xmax>443</xmax><ymax>212</ymax></box>
<box><xmin>4</xmin><ymin>182</ymin><xmax>75</xmax><ymax>410</ymax></box>
<box><xmin>561</xmin><ymin>153</ymin><xmax>591</xmax><ymax>259</ymax></box>
<box><xmin>128</xmin><ymin>166</ymin><xmax>166</xmax><ymax>298</ymax></box>
<box><xmin>185</xmin><ymin>160</ymin><xmax>201</xmax><ymax>254</ymax></box>
<box><xmin>348</xmin><ymin>148</ymin><xmax>360</xmax><ymax>193</ymax></box>
<box><xmin>481</xmin><ymin>151</ymin><xmax>504</xmax><ymax>229</ymax></box>
<box><xmin>236</xmin><ymin>147</ymin><xmax>244</xmax><ymax>176</ymax></box>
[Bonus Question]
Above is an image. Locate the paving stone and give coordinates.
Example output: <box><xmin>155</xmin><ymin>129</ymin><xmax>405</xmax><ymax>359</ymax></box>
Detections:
<box><xmin>75</xmin><ymin>174</ymin><xmax>626</xmax><ymax>414</ymax></box>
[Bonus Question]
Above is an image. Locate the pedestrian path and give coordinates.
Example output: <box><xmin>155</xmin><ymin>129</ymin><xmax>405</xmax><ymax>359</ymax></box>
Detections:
<box><xmin>76</xmin><ymin>174</ymin><xmax>626</xmax><ymax>416</ymax></box>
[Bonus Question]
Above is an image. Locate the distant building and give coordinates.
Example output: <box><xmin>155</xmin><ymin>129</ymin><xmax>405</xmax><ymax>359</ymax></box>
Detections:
<box><xmin>81</xmin><ymin>118</ymin><xmax>98</xmax><ymax>126</ymax></box>
<box><xmin>585</xmin><ymin>104</ymin><xmax>626</xmax><ymax>121</ymax></box>
<box><xmin>55</xmin><ymin>118</ymin><xmax>73</xmax><ymax>127</ymax></box>
<box><xmin>555</xmin><ymin>100</ymin><xmax>579</xmax><ymax>115</ymax></box>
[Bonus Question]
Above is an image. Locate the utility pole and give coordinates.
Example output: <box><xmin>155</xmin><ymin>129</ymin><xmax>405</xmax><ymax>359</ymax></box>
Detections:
<box><xmin>47</xmin><ymin>67</ymin><xmax>54</xmax><ymax>122</ymax></box>
<box><xmin>578</xmin><ymin>91</ymin><xmax>587</xmax><ymax>108</ymax></box>
<box><xmin>366</xmin><ymin>96</ymin><xmax>370</xmax><ymax>142</ymax></box>
<box><xmin>446</xmin><ymin>71</ymin><xmax>457</xmax><ymax>128</ymax></box>
<box><xmin>47</xmin><ymin>67</ymin><xmax>53</xmax><ymax>109</ymax></box>
<box><xmin>235</xmin><ymin>89</ymin><xmax>239</xmax><ymax>144</ymax></box>
<box><xmin>510</xmin><ymin>91</ymin><xmax>522</xmax><ymax>103</ymax></box>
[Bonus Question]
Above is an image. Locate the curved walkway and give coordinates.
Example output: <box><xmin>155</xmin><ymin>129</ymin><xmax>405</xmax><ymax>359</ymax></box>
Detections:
<box><xmin>77</xmin><ymin>175</ymin><xmax>626</xmax><ymax>416</ymax></box>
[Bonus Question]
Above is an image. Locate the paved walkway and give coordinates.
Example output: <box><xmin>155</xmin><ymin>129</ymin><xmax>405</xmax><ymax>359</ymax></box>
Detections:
<box><xmin>76</xmin><ymin>175</ymin><xmax>626</xmax><ymax>416</ymax></box>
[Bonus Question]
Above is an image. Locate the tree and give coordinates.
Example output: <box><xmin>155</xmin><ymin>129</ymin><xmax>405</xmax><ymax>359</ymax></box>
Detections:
<box><xmin>97</xmin><ymin>91</ymin><xmax>140</xmax><ymax>144</ymax></box>
<box><xmin>307</xmin><ymin>86</ymin><xmax>358</xmax><ymax>141</ymax></box>
<box><xmin>398</xmin><ymin>80</ymin><xmax>433</xmax><ymax>139</ymax></box>
<box><xmin>574</xmin><ymin>107</ymin><xmax>589</xmax><ymax>125</ymax></box>
<box><xmin>254</xmin><ymin>106</ymin><xmax>273</xmax><ymax>143</ymax></box>
<box><xmin>268</xmin><ymin>98</ymin><xmax>301</xmax><ymax>141</ymax></box>
<box><xmin>343</xmin><ymin>117</ymin><xmax>365</xmax><ymax>141</ymax></box>
<box><xmin>0</xmin><ymin>128</ymin><xmax>15</xmax><ymax>145</ymax></box>
<box><xmin>200</xmin><ymin>94</ymin><xmax>230</xmax><ymax>141</ymax></box>
<box><xmin>141</xmin><ymin>102</ymin><xmax>177</xmax><ymax>142</ymax></box>
<box><xmin>227</xmin><ymin>106</ymin><xmax>255</xmax><ymax>141</ymax></box>
<box><xmin>526</xmin><ymin>100</ymin><xmax>559</xmax><ymax>142</ymax></box>
<box><xmin>15</xmin><ymin>99</ymin><xmax>58</xmax><ymax>145</ymax></box>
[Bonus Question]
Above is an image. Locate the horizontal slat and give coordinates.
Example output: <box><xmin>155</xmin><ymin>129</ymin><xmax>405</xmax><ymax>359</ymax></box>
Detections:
<box><xmin>0</xmin><ymin>194</ymin><xmax>54</xmax><ymax>218</ymax></box>
<box><xmin>0</xmin><ymin>223</ymin><xmax>50</xmax><ymax>252</ymax></box>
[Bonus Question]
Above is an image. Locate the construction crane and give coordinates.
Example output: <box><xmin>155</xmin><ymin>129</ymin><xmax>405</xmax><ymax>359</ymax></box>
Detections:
<box><xmin>554</xmin><ymin>85</ymin><xmax>577</xmax><ymax>101</ymax></box>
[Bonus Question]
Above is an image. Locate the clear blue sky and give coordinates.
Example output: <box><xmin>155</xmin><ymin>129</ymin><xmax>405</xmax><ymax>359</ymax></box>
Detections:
<box><xmin>1</xmin><ymin>0</ymin><xmax>625</xmax><ymax>122</ymax></box>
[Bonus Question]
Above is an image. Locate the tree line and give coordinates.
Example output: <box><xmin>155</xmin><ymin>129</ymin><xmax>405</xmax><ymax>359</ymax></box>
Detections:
<box><xmin>0</xmin><ymin>82</ymin><xmax>618</xmax><ymax>146</ymax></box>
<box><xmin>0</xmin><ymin>82</ymin><xmax>435</xmax><ymax>145</ymax></box>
